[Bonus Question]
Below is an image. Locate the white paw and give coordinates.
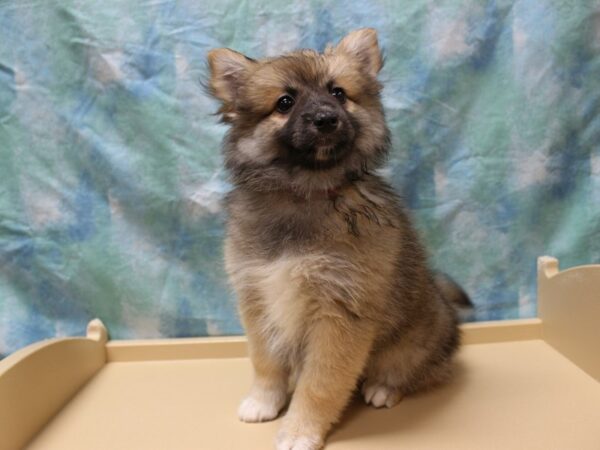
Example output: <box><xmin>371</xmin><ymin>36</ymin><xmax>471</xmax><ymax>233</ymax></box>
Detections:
<box><xmin>238</xmin><ymin>392</ymin><xmax>284</xmax><ymax>423</ymax></box>
<box><xmin>362</xmin><ymin>383</ymin><xmax>403</xmax><ymax>408</ymax></box>
<box><xmin>276</xmin><ymin>430</ymin><xmax>323</xmax><ymax>450</ymax></box>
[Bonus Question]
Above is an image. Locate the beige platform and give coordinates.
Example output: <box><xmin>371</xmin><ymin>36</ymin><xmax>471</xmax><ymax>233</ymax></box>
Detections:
<box><xmin>1</xmin><ymin>256</ymin><xmax>599</xmax><ymax>450</ymax></box>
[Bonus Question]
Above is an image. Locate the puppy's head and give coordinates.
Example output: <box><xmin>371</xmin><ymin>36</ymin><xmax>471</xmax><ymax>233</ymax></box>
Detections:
<box><xmin>207</xmin><ymin>29</ymin><xmax>389</xmax><ymax>194</ymax></box>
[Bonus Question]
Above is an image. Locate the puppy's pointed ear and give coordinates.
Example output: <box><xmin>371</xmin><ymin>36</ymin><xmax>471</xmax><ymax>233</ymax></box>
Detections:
<box><xmin>334</xmin><ymin>28</ymin><xmax>383</xmax><ymax>77</ymax></box>
<box><xmin>207</xmin><ymin>48</ymin><xmax>255</xmax><ymax>105</ymax></box>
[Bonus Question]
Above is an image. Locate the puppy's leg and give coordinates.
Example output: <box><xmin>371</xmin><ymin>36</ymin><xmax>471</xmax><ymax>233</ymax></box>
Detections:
<box><xmin>362</xmin><ymin>348</ymin><xmax>454</xmax><ymax>408</ymax></box>
<box><xmin>361</xmin><ymin>341</ymin><xmax>415</xmax><ymax>409</ymax></box>
<box><xmin>362</xmin><ymin>323</ymin><xmax>458</xmax><ymax>408</ymax></box>
<box><xmin>361</xmin><ymin>336</ymin><xmax>423</xmax><ymax>409</ymax></box>
<box><xmin>238</xmin><ymin>303</ymin><xmax>289</xmax><ymax>423</ymax></box>
<box><xmin>276</xmin><ymin>316</ymin><xmax>375</xmax><ymax>450</ymax></box>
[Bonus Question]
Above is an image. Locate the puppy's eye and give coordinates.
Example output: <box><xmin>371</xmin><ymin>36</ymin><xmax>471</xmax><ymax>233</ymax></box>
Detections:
<box><xmin>276</xmin><ymin>95</ymin><xmax>295</xmax><ymax>113</ymax></box>
<box><xmin>331</xmin><ymin>87</ymin><xmax>346</xmax><ymax>103</ymax></box>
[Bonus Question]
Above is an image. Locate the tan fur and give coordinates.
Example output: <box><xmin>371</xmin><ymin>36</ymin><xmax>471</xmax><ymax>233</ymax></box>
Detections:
<box><xmin>209</xmin><ymin>29</ymin><xmax>468</xmax><ymax>450</ymax></box>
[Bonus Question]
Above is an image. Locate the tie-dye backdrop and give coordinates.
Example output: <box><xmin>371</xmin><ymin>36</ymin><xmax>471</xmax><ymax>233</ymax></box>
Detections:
<box><xmin>1</xmin><ymin>1</ymin><xmax>599</xmax><ymax>357</ymax></box>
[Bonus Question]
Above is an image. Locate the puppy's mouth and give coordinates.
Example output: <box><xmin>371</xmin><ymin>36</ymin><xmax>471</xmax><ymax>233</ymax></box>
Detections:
<box><xmin>313</xmin><ymin>142</ymin><xmax>345</xmax><ymax>161</ymax></box>
<box><xmin>289</xmin><ymin>140</ymin><xmax>350</xmax><ymax>170</ymax></box>
<box><xmin>276</xmin><ymin>115</ymin><xmax>357</xmax><ymax>170</ymax></box>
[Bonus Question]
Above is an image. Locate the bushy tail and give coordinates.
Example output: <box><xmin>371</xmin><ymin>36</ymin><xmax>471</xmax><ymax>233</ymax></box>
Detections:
<box><xmin>434</xmin><ymin>272</ymin><xmax>473</xmax><ymax>310</ymax></box>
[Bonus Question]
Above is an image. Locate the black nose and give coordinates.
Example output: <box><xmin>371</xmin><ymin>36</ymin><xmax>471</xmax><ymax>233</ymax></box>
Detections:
<box><xmin>313</xmin><ymin>111</ymin><xmax>338</xmax><ymax>133</ymax></box>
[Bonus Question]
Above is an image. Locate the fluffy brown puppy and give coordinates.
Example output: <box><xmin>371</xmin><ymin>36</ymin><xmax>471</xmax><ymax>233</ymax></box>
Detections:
<box><xmin>207</xmin><ymin>29</ymin><xmax>470</xmax><ymax>450</ymax></box>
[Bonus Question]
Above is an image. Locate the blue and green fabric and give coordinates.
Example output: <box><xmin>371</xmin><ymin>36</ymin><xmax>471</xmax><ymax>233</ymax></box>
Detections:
<box><xmin>1</xmin><ymin>1</ymin><xmax>598</xmax><ymax>356</ymax></box>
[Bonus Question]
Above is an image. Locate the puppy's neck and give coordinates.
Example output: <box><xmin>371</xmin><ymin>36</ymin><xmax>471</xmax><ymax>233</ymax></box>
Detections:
<box><xmin>305</xmin><ymin>186</ymin><xmax>343</xmax><ymax>201</ymax></box>
<box><xmin>287</xmin><ymin>174</ymin><xmax>360</xmax><ymax>201</ymax></box>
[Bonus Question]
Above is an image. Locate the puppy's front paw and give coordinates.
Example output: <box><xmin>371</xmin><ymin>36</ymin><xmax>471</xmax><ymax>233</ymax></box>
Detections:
<box><xmin>238</xmin><ymin>390</ymin><xmax>286</xmax><ymax>423</ymax></box>
<box><xmin>362</xmin><ymin>382</ymin><xmax>403</xmax><ymax>408</ymax></box>
<box><xmin>276</xmin><ymin>429</ymin><xmax>323</xmax><ymax>450</ymax></box>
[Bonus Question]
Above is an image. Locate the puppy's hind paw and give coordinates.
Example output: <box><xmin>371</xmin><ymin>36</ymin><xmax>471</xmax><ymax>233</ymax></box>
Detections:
<box><xmin>238</xmin><ymin>393</ymin><xmax>283</xmax><ymax>423</ymax></box>
<box><xmin>362</xmin><ymin>383</ymin><xmax>403</xmax><ymax>409</ymax></box>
